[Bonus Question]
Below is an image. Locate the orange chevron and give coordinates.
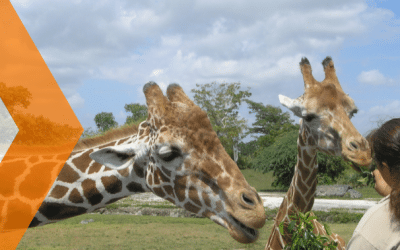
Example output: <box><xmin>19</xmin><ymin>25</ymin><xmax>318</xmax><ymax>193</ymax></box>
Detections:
<box><xmin>0</xmin><ymin>2</ymin><xmax>83</xmax><ymax>249</ymax></box>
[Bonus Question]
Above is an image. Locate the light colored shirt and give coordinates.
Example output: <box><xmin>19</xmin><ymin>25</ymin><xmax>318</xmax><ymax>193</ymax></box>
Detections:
<box><xmin>347</xmin><ymin>195</ymin><xmax>400</xmax><ymax>250</ymax></box>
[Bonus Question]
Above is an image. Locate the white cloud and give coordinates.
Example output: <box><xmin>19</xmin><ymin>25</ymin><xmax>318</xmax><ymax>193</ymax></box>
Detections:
<box><xmin>369</xmin><ymin>100</ymin><xmax>400</xmax><ymax>114</ymax></box>
<box><xmin>9</xmin><ymin>0</ymin><xmax>400</xmax><ymax>132</ymax></box>
<box><xmin>11</xmin><ymin>0</ymin><xmax>396</xmax><ymax>91</ymax></box>
<box><xmin>357</xmin><ymin>69</ymin><xmax>395</xmax><ymax>85</ymax></box>
<box><xmin>67</xmin><ymin>93</ymin><xmax>85</xmax><ymax>109</ymax></box>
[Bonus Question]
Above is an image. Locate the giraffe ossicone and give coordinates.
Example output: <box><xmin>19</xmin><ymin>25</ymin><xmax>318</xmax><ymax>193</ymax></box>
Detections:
<box><xmin>266</xmin><ymin>57</ymin><xmax>372</xmax><ymax>249</ymax></box>
<box><xmin>28</xmin><ymin>81</ymin><xmax>266</xmax><ymax>244</ymax></box>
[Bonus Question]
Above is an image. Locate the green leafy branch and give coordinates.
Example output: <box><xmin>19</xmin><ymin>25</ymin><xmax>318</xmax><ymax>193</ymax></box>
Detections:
<box><xmin>279</xmin><ymin>210</ymin><xmax>338</xmax><ymax>250</ymax></box>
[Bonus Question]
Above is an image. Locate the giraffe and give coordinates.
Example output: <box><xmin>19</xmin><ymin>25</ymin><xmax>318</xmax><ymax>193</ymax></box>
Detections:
<box><xmin>22</xmin><ymin>82</ymin><xmax>266</xmax><ymax>243</ymax></box>
<box><xmin>265</xmin><ymin>57</ymin><xmax>372</xmax><ymax>249</ymax></box>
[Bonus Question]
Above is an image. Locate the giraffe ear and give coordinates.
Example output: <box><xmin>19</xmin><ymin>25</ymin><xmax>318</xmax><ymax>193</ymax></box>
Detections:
<box><xmin>90</xmin><ymin>144</ymin><xmax>144</xmax><ymax>169</ymax></box>
<box><xmin>278</xmin><ymin>94</ymin><xmax>305</xmax><ymax>118</ymax></box>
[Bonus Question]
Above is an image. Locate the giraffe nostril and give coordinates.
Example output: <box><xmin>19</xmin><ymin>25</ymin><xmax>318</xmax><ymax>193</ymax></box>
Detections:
<box><xmin>241</xmin><ymin>193</ymin><xmax>255</xmax><ymax>206</ymax></box>
<box><xmin>349</xmin><ymin>141</ymin><xmax>359</xmax><ymax>150</ymax></box>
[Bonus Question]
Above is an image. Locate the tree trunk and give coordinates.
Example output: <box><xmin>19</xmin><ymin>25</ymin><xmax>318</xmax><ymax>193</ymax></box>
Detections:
<box><xmin>233</xmin><ymin>142</ymin><xmax>238</xmax><ymax>163</ymax></box>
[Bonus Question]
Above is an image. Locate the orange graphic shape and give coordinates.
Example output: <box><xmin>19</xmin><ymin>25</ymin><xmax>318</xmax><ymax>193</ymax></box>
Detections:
<box><xmin>0</xmin><ymin>2</ymin><xmax>83</xmax><ymax>249</ymax></box>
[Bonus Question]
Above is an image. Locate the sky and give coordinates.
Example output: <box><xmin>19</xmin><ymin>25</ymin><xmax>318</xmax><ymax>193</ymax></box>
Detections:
<box><xmin>9</xmin><ymin>0</ymin><xmax>400</xmax><ymax>143</ymax></box>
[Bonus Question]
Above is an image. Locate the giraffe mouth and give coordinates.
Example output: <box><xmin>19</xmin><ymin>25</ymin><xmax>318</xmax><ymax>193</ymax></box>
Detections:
<box><xmin>228</xmin><ymin>215</ymin><xmax>259</xmax><ymax>243</ymax></box>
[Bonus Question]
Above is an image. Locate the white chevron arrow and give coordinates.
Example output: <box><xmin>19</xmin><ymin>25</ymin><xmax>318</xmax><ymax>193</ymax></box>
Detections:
<box><xmin>0</xmin><ymin>98</ymin><xmax>18</xmax><ymax>162</ymax></box>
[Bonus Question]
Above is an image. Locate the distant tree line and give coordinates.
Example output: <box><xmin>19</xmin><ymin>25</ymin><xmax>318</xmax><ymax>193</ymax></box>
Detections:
<box><xmin>87</xmin><ymin>81</ymin><xmax>376</xmax><ymax>189</ymax></box>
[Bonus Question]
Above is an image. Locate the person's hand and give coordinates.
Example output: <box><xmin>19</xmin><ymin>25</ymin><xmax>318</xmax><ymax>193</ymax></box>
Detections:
<box><xmin>373</xmin><ymin>169</ymin><xmax>392</xmax><ymax>197</ymax></box>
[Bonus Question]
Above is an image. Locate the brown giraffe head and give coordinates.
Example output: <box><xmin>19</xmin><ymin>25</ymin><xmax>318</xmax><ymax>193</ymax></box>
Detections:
<box><xmin>90</xmin><ymin>82</ymin><xmax>266</xmax><ymax>243</ymax></box>
<box><xmin>279</xmin><ymin>57</ymin><xmax>372</xmax><ymax>166</ymax></box>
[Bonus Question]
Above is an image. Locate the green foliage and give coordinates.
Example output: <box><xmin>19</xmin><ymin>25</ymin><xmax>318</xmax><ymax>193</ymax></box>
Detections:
<box><xmin>124</xmin><ymin>103</ymin><xmax>148</xmax><ymax>125</ymax></box>
<box><xmin>12</xmin><ymin>113</ymin><xmax>82</xmax><ymax>145</ymax></box>
<box><xmin>245</xmin><ymin>99</ymin><xmax>298</xmax><ymax>149</ymax></box>
<box><xmin>252</xmin><ymin>129</ymin><xmax>349</xmax><ymax>188</ymax></box>
<box><xmin>313</xmin><ymin>210</ymin><xmax>363</xmax><ymax>224</ymax></box>
<box><xmin>237</xmin><ymin>140</ymin><xmax>258</xmax><ymax>156</ymax></box>
<box><xmin>0</xmin><ymin>82</ymin><xmax>32</xmax><ymax>114</ymax></box>
<box><xmin>191</xmin><ymin>82</ymin><xmax>251</xmax><ymax>162</ymax></box>
<box><xmin>80</xmin><ymin>127</ymin><xmax>100</xmax><ymax>139</ymax></box>
<box><xmin>339</xmin><ymin>170</ymin><xmax>375</xmax><ymax>188</ymax></box>
<box><xmin>94</xmin><ymin>112</ymin><xmax>118</xmax><ymax>132</ymax></box>
<box><xmin>279</xmin><ymin>210</ymin><xmax>338</xmax><ymax>250</ymax></box>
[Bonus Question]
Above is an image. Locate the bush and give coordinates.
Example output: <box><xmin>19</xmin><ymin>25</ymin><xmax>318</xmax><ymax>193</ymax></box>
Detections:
<box><xmin>279</xmin><ymin>210</ymin><xmax>338</xmax><ymax>250</ymax></box>
<box><xmin>251</xmin><ymin>129</ymin><xmax>349</xmax><ymax>189</ymax></box>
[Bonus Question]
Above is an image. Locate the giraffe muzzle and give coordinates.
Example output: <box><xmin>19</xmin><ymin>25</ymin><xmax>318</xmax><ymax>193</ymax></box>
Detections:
<box><xmin>223</xmin><ymin>188</ymin><xmax>266</xmax><ymax>243</ymax></box>
<box><xmin>344</xmin><ymin>137</ymin><xmax>372</xmax><ymax>167</ymax></box>
<box><xmin>229</xmin><ymin>214</ymin><xmax>259</xmax><ymax>243</ymax></box>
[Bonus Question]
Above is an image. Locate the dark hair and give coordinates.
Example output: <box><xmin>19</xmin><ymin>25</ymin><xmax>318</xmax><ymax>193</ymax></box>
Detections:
<box><xmin>370</xmin><ymin>118</ymin><xmax>400</xmax><ymax>221</ymax></box>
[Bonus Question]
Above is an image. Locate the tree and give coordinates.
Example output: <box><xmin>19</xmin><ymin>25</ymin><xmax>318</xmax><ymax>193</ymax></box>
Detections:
<box><xmin>12</xmin><ymin>113</ymin><xmax>81</xmax><ymax>145</ymax></box>
<box><xmin>80</xmin><ymin>127</ymin><xmax>99</xmax><ymax>139</ymax></box>
<box><xmin>124</xmin><ymin>103</ymin><xmax>148</xmax><ymax>125</ymax></box>
<box><xmin>0</xmin><ymin>82</ymin><xmax>32</xmax><ymax>115</ymax></box>
<box><xmin>191</xmin><ymin>82</ymin><xmax>251</xmax><ymax>163</ymax></box>
<box><xmin>245</xmin><ymin>99</ymin><xmax>297</xmax><ymax>149</ymax></box>
<box><xmin>94</xmin><ymin>112</ymin><xmax>118</xmax><ymax>132</ymax></box>
<box><xmin>252</xmin><ymin>129</ymin><xmax>349</xmax><ymax>189</ymax></box>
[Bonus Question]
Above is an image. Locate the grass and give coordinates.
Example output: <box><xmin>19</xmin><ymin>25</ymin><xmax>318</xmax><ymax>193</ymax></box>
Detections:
<box><xmin>17</xmin><ymin>214</ymin><xmax>358</xmax><ymax>250</ymax></box>
<box><xmin>242</xmin><ymin>169</ymin><xmax>383</xmax><ymax>200</ymax></box>
<box><xmin>241</xmin><ymin>169</ymin><xmax>285</xmax><ymax>192</ymax></box>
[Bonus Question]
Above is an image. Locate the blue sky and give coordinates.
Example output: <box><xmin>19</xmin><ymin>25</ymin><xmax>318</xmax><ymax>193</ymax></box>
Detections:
<box><xmin>10</xmin><ymin>0</ymin><xmax>400</xmax><ymax>142</ymax></box>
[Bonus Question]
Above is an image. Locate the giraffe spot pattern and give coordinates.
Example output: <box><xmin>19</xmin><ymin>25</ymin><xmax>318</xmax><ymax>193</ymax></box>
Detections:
<box><xmin>215</xmin><ymin>201</ymin><xmax>223</xmax><ymax>213</ymax></box>
<box><xmin>69</xmin><ymin>188</ymin><xmax>84</xmax><ymax>203</ymax></box>
<box><xmin>188</xmin><ymin>186</ymin><xmax>201</xmax><ymax>207</ymax></box>
<box><xmin>88</xmin><ymin>162</ymin><xmax>103</xmax><ymax>174</ymax></box>
<box><xmin>101</xmin><ymin>176</ymin><xmax>122</xmax><ymax>194</ymax></box>
<box><xmin>73</xmin><ymin>149</ymin><xmax>94</xmax><ymax>173</ymax></box>
<box><xmin>163</xmin><ymin>185</ymin><xmax>174</xmax><ymax>197</ymax></box>
<box><xmin>161</xmin><ymin>166</ymin><xmax>171</xmax><ymax>177</ymax></box>
<box><xmin>28</xmin><ymin>156</ymin><xmax>39</xmax><ymax>164</ymax></box>
<box><xmin>184</xmin><ymin>202</ymin><xmax>200</xmax><ymax>214</ymax></box>
<box><xmin>98</xmin><ymin>141</ymin><xmax>117</xmax><ymax>149</ymax></box>
<box><xmin>134</xmin><ymin>161</ymin><xmax>145</xmax><ymax>178</ymax></box>
<box><xmin>56</xmin><ymin>153</ymin><xmax>71</xmax><ymax>161</ymax></box>
<box><xmin>217</xmin><ymin>175</ymin><xmax>232</xmax><ymax>190</ymax></box>
<box><xmin>4</xmin><ymin>199</ymin><xmax>33</xmax><ymax>230</ymax></box>
<box><xmin>117</xmin><ymin>138</ymin><xmax>130</xmax><ymax>145</ymax></box>
<box><xmin>174</xmin><ymin>175</ymin><xmax>188</xmax><ymax>203</ymax></box>
<box><xmin>202</xmin><ymin>192</ymin><xmax>211</xmax><ymax>207</ymax></box>
<box><xmin>104</xmin><ymin>166</ymin><xmax>113</xmax><ymax>172</ymax></box>
<box><xmin>29</xmin><ymin>217</ymin><xmax>41</xmax><ymax>228</ymax></box>
<box><xmin>106</xmin><ymin>197</ymin><xmax>124</xmax><ymax>204</ymax></box>
<box><xmin>117</xmin><ymin>167</ymin><xmax>130</xmax><ymax>177</ymax></box>
<box><xmin>81</xmin><ymin>179</ymin><xmax>103</xmax><ymax>205</ymax></box>
<box><xmin>0</xmin><ymin>160</ymin><xmax>27</xmax><ymax>197</ymax></box>
<box><xmin>126</xmin><ymin>182</ymin><xmax>145</xmax><ymax>193</ymax></box>
<box><xmin>20</xmin><ymin>162</ymin><xmax>55</xmax><ymax>199</ymax></box>
<box><xmin>153</xmin><ymin>187</ymin><xmax>165</xmax><ymax>197</ymax></box>
<box><xmin>57</xmin><ymin>164</ymin><xmax>80</xmax><ymax>183</ymax></box>
<box><xmin>49</xmin><ymin>185</ymin><xmax>69</xmax><ymax>199</ymax></box>
<box><xmin>39</xmin><ymin>202</ymin><xmax>87</xmax><ymax>220</ymax></box>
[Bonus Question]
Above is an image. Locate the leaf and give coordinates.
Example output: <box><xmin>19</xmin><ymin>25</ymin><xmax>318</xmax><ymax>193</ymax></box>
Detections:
<box><xmin>288</xmin><ymin>220</ymin><xmax>297</xmax><ymax>232</ymax></box>
<box><xmin>323</xmin><ymin>223</ymin><xmax>332</xmax><ymax>235</ymax></box>
<box><xmin>307</xmin><ymin>216</ymin><xmax>318</xmax><ymax>222</ymax></box>
<box><xmin>279</xmin><ymin>221</ymin><xmax>285</xmax><ymax>235</ymax></box>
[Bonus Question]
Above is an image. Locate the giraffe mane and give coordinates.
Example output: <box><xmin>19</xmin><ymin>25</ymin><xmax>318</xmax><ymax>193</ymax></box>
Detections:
<box><xmin>73</xmin><ymin>123</ymin><xmax>139</xmax><ymax>151</ymax></box>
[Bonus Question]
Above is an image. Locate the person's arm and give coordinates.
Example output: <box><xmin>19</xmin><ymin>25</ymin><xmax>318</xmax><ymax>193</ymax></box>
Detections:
<box><xmin>373</xmin><ymin>169</ymin><xmax>392</xmax><ymax>197</ymax></box>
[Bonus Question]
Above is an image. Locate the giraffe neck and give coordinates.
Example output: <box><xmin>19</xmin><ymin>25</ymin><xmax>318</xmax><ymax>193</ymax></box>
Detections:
<box><xmin>277</xmin><ymin>123</ymin><xmax>318</xmax><ymax>223</ymax></box>
<box><xmin>266</xmin><ymin>124</ymin><xmax>319</xmax><ymax>248</ymax></box>
<box><xmin>30</xmin><ymin>134</ymin><xmax>151</xmax><ymax>227</ymax></box>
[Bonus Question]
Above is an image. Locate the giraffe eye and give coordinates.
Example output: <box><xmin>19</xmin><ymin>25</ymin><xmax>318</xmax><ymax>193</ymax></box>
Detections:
<box><xmin>304</xmin><ymin>114</ymin><xmax>317</xmax><ymax>122</ymax></box>
<box><xmin>349</xmin><ymin>109</ymin><xmax>358</xmax><ymax>119</ymax></box>
<box><xmin>158</xmin><ymin>146</ymin><xmax>181</xmax><ymax>162</ymax></box>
